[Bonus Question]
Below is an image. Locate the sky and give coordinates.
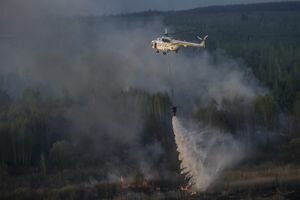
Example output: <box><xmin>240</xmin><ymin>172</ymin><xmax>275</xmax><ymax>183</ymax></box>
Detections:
<box><xmin>0</xmin><ymin>0</ymin><xmax>294</xmax><ymax>18</ymax></box>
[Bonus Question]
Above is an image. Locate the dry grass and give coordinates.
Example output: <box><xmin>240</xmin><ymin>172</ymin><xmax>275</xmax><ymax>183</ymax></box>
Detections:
<box><xmin>221</xmin><ymin>164</ymin><xmax>300</xmax><ymax>186</ymax></box>
<box><xmin>1</xmin><ymin>165</ymin><xmax>300</xmax><ymax>199</ymax></box>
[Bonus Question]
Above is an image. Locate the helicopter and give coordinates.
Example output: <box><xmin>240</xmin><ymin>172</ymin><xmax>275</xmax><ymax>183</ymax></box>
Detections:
<box><xmin>151</xmin><ymin>28</ymin><xmax>208</xmax><ymax>55</ymax></box>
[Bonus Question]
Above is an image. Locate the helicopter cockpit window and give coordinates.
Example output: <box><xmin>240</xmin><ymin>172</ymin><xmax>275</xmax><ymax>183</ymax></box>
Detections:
<box><xmin>162</xmin><ymin>38</ymin><xmax>171</xmax><ymax>43</ymax></box>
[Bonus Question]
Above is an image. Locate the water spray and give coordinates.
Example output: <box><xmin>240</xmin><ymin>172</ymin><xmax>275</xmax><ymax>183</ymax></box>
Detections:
<box><xmin>172</xmin><ymin>116</ymin><xmax>243</xmax><ymax>191</ymax></box>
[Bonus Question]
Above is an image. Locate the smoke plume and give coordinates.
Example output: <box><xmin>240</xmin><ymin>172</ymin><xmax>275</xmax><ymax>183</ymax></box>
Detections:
<box><xmin>0</xmin><ymin>0</ymin><xmax>265</xmax><ymax>183</ymax></box>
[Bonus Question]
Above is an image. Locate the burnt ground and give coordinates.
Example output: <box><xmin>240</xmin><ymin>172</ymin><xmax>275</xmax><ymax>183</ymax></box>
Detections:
<box><xmin>1</xmin><ymin>168</ymin><xmax>300</xmax><ymax>200</ymax></box>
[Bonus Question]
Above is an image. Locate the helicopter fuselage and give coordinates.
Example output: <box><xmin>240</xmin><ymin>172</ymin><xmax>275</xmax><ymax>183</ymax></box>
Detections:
<box><xmin>151</xmin><ymin>35</ymin><xmax>207</xmax><ymax>55</ymax></box>
<box><xmin>151</xmin><ymin>37</ymin><xmax>180</xmax><ymax>53</ymax></box>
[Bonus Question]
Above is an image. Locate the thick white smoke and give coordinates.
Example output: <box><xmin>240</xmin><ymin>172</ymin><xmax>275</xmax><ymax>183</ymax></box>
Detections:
<box><xmin>0</xmin><ymin>0</ymin><xmax>266</xmax><ymax>181</ymax></box>
<box><xmin>172</xmin><ymin>116</ymin><xmax>243</xmax><ymax>191</ymax></box>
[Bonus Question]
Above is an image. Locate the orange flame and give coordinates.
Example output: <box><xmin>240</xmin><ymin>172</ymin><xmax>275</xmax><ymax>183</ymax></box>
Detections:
<box><xmin>180</xmin><ymin>184</ymin><xmax>197</xmax><ymax>195</ymax></box>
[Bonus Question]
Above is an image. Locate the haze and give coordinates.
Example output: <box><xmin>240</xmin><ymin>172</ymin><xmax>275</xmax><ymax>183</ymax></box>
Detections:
<box><xmin>0</xmin><ymin>0</ymin><xmax>293</xmax><ymax>17</ymax></box>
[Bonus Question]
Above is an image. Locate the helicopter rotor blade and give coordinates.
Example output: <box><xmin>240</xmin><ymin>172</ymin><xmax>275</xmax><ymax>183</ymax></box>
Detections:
<box><xmin>164</xmin><ymin>27</ymin><xmax>168</xmax><ymax>36</ymax></box>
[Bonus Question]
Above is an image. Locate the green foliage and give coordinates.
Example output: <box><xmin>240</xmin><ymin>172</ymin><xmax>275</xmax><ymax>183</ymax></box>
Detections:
<box><xmin>162</xmin><ymin>2</ymin><xmax>300</xmax><ymax>110</ymax></box>
<box><xmin>0</xmin><ymin>90</ymin><xmax>11</xmax><ymax>112</ymax></box>
<box><xmin>288</xmin><ymin>137</ymin><xmax>300</xmax><ymax>160</ymax></box>
<box><xmin>0</xmin><ymin>87</ymin><xmax>71</xmax><ymax>169</ymax></box>
<box><xmin>49</xmin><ymin>140</ymin><xmax>74</xmax><ymax>169</ymax></box>
<box><xmin>252</xmin><ymin>95</ymin><xmax>278</xmax><ymax>130</ymax></box>
<box><xmin>292</xmin><ymin>94</ymin><xmax>300</xmax><ymax>119</ymax></box>
<box><xmin>40</xmin><ymin>153</ymin><xmax>47</xmax><ymax>174</ymax></box>
<box><xmin>288</xmin><ymin>94</ymin><xmax>300</xmax><ymax>137</ymax></box>
<box><xmin>1</xmin><ymin>2</ymin><xmax>300</xmax><ymax>173</ymax></box>
<box><xmin>193</xmin><ymin>100</ymin><xmax>230</xmax><ymax>131</ymax></box>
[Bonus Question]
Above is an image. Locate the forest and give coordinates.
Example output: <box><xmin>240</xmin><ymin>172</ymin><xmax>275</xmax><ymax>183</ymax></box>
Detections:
<box><xmin>1</xmin><ymin>1</ymin><xmax>300</xmax><ymax>199</ymax></box>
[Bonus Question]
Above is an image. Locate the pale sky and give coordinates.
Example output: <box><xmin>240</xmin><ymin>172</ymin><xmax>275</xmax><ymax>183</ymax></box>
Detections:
<box><xmin>0</xmin><ymin>0</ymin><xmax>296</xmax><ymax>18</ymax></box>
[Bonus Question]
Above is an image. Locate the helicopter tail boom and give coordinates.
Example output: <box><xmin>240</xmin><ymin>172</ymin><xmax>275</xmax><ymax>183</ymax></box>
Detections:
<box><xmin>197</xmin><ymin>35</ymin><xmax>208</xmax><ymax>48</ymax></box>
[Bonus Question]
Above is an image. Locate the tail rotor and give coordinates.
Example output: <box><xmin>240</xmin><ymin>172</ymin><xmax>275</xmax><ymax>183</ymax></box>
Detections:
<box><xmin>197</xmin><ymin>35</ymin><xmax>208</xmax><ymax>48</ymax></box>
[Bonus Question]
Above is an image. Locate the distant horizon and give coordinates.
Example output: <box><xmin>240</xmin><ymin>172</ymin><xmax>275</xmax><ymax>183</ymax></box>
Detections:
<box><xmin>1</xmin><ymin>0</ymin><xmax>296</xmax><ymax>18</ymax></box>
<box><xmin>115</xmin><ymin>1</ymin><xmax>299</xmax><ymax>15</ymax></box>
<box><xmin>89</xmin><ymin>0</ymin><xmax>297</xmax><ymax>15</ymax></box>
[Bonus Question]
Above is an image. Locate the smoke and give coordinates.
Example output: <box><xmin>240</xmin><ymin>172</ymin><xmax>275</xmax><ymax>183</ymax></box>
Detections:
<box><xmin>0</xmin><ymin>0</ymin><xmax>266</xmax><ymax>184</ymax></box>
<box><xmin>172</xmin><ymin>116</ymin><xmax>243</xmax><ymax>191</ymax></box>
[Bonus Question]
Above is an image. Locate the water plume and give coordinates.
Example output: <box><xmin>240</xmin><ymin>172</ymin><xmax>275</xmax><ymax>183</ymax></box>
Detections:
<box><xmin>172</xmin><ymin>116</ymin><xmax>242</xmax><ymax>191</ymax></box>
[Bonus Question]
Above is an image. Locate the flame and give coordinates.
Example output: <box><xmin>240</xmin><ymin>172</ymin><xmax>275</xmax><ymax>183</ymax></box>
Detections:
<box><xmin>119</xmin><ymin>176</ymin><xmax>129</xmax><ymax>189</ymax></box>
<box><xmin>120</xmin><ymin>176</ymin><xmax>125</xmax><ymax>184</ymax></box>
<box><xmin>118</xmin><ymin>176</ymin><xmax>161</xmax><ymax>191</ymax></box>
<box><xmin>180</xmin><ymin>184</ymin><xmax>197</xmax><ymax>196</ymax></box>
<box><xmin>117</xmin><ymin>176</ymin><xmax>200</xmax><ymax>197</ymax></box>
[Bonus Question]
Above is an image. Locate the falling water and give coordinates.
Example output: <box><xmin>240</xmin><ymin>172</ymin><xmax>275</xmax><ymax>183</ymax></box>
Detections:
<box><xmin>172</xmin><ymin>116</ymin><xmax>242</xmax><ymax>191</ymax></box>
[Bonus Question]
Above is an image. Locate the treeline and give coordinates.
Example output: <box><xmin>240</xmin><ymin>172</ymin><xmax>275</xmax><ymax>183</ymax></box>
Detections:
<box><xmin>137</xmin><ymin>1</ymin><xmax>300</xmax><ymax>162</ymax></box>
<box><xmin>1</xmin><ymin>86</ymin><xmax>299</xmax><ymax>173</ymax></box>
<box><xmin>102</xmin><ymin>2</ymin><xmax>300</xmax><ymax>111</ymax></box>
<box><xmin>1</xmin><ymin>1</ymin><xmax>300</xmax><ymax>174</ymax></box>
<box><xmin>0</xmin><ymin>86</ymin><xmax>181</xmax><ymax>175</ymax></box>
<box><xmin>160</xmin><ymin>1</ymin><xmax>300</xmax><ymax>163</ymax></box>
<box><xmin>163</xmin><ymin>2</ymin><xmax>300</xmax><ymax>111</ymax></box>
<box><xmin>192</xmin><ymin>96</ymin><xmax>300</xmax><ymax>164</ymax></box>
<box><xmin>0</xmin><ymin>88</ymin><xmax>68</xmax><ymax>169</ymax></box>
